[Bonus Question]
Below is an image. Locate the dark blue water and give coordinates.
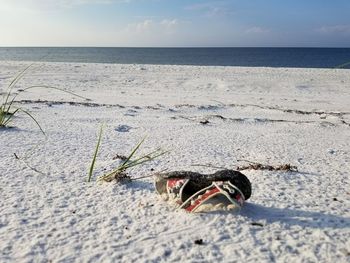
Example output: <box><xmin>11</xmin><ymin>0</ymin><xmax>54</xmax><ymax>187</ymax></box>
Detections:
<box><xmin>0</xmin><ymin>47</ymin><xmax>349</xmax><ymax>69</ymax></box>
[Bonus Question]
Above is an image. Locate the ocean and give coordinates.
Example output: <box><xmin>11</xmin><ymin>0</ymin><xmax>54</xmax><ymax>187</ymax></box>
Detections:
<box><xmin>0</xmin><ymin>47</ymin><xmax>349</xmax><ymax>69</ymax></box>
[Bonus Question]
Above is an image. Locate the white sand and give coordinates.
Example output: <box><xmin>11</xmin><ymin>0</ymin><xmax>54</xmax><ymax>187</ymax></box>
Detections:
<box><xmin>0</xmin><ymin>61</ymin><xmax>349</xmax><ymax>262</ymax></box>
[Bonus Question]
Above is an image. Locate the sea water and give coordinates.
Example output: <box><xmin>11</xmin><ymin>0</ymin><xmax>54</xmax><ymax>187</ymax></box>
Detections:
<box><xmin>0</xmin><ymin>47</ymin><xmax>349</xmax><ymax>69</ymax></box>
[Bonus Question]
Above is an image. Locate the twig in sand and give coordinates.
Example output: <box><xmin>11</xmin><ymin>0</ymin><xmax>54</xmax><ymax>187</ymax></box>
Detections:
<box><xmin>236</xmin><ymin>159</ymin><xmax>298</xmax><ymax>172</ymax></box>
<box><xmin>191</xmin><ymin>163</ymin><xmax>229</xmax><ymax>170</ymax></box>
<box><xmin>14</xmin><ymin>153</ymin><xmax>46</xmax><ymax>175</ymax></box>
<box><xmin>112</xmin><ymin>154</ymin><xmax>128</xmax><ymax>161</ymax></box>
<box><xmin>192</xmin><ymin>160</ymin><xmax>298</xmax><ymax>172</ymax></box>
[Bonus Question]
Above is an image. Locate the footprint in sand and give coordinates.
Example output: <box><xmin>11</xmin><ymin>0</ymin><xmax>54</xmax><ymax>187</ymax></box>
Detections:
<box><xmin>115</xmin><ymin>125</ymin><xmax>132</xmax><ymax>132</ymax></box>
<box><xmin>124</xmin><ymin>109</ymin><xmax>139</xmax><ymax>117</ymax></box>
<box><xmin>296</xmin><ymin>85</ymin><xmax>310</xmax><ymax>91</ymax></box>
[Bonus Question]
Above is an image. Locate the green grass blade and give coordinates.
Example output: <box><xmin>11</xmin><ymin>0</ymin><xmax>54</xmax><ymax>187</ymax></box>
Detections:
<box><xmin>8</xmin><ymin>85</ymin><xmax>89</xmax><ymax>105</ymax></box>
<box><xmin>0</xmin><ymin>109</ymin><xmax>4</xmax><ymax>125</ymax></box>
<box><xmin>2</xmin><ymin>108</ymin><xmax>19</xmax><ymax>126</ymax></box>
<box><xmin>17</xmin><ymin>108</ymin><xmax>45</xmax><ymax>135</ymax></box>
<box><xmin>21</xmin><ymin>85</ymin><xmax>89</xmax><ymax>100</ymax></box>
<box><xmin>4</xmin><ymin>63</ymin><xmax>35</xmax><ymax>105</ymax></box>
<box><xmin>87</xmin><ymin>125</ymin><xmax>104</xmax><ymax>182</ymax></box>
<box><xmin>124</xmin><ymin>150</ymin><xmax>169</xmax><ymax>170</ymax></box>
<box><xmin>5</xmin><ymin>96</ymin><xmax>17</xmax><ymax>116</ymax></box>
<box><xmin>8</xmin><ymin>63</ymin><xmax>34</xmax><ymax>90</ymax></box>
<box><xmin>123</xmin><ymin>148</ymin><xmax>165</xmax><ymax>168</ymax></box>
<box><xmin>2</xmin><ymin>85</ymin><xmax>89</xmax><ymax>128</ymax></box>
<box><xmin>99</xmin><ymin>149</ymin><xmax>169</xmax><ymax>182</ymax></box>
<box><xmin>120</xmin><ymin>137</ymin><xmax>146</xmax><ymax>167</ymax></box>
<box><xmin>96</xmin><ymin>137</ymin><xmax>168</xmax><ymax>183</ymax></box>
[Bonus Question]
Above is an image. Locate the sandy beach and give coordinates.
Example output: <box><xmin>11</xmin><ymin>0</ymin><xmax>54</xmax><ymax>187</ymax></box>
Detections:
<box><xmin>1</xmin><ymin>61</ymin><xmax>350</xmax><ymax>262</ymax></box>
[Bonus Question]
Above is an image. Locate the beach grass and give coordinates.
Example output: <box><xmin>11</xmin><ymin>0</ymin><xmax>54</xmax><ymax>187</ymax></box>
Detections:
<box><xmin>0</xmin><ymin>63</ymin><xmax>87</xmax><ymax>134</ymax></box>
<box><xmin>0</xmin><ymin>63</ymin><xmax>44</xmax><ymax>131</ymax></box>
<box><xmin>99</xmin><ymin>139</ymin><xmax>168</xmax><ymax>182</ymax></box>
<box><xmin>87</xmin><ymin>127</ymin><xmax>168</xmax><ymax>182</ymax></box>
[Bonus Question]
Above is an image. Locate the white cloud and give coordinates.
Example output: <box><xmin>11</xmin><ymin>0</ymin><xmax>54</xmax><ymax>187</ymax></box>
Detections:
<box><xmin>245</xmin><ymin>27</ymin><xmax>270</xmax><ymax>34</ymax></box>
<box><xmin>126</xmin><ymin>19</ymin><xmax>180</xmax><ymax>33</ymax></box>
<box><xmin>160</xmin><ymin>19</ymin><xmax>178</xmax><ymax>28</ymax></box>
<box><xmin>185</xmin><ymin>2</ymin><xmax>233</xmax><ymax>17</ymax></box>
<box><xmin>115</xmin><ymin>18</ymin><xmax>184</xmax><ymax>46</ymax></box>
<box><xmin>316</xmin><ymin>25</ymin><xmax>350</xmax><ymax>36</ymax></box>
<box><xmin>135</xmin><ymin>19</ymin><xmax>153</xmax><ymax>32</ymax></box>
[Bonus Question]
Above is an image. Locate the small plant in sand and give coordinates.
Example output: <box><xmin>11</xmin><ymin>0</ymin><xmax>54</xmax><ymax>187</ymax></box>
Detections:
<box><xmin>87</xmin><ymin>126</ymin><xmax>168</xmax><ymax>183</ymax></box>
<box><xmin>0</xmin><ymin>63</ymin><xmax>86</xmax><ymax>134</ymax></box>
<box><xmin>0</xmin><ymin>64</ymin><xmax>43</xmax><ymax>131</ymax></box>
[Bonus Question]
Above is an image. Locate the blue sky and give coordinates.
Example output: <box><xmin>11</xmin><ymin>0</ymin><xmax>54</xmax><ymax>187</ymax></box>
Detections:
<box><xmin>0</xmin><ymin>0</ymin><xmax>349</xmax><ymax>47</ymax></box>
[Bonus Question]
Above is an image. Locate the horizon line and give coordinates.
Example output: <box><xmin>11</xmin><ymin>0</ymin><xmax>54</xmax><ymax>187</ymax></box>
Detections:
<box><xmin>1</xmin><ymin>46</ymin><xmax>350</xmax><ymax>49</ymax></box>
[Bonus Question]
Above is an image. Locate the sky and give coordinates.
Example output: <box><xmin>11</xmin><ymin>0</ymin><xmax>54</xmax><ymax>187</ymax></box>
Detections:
<box><xmin>0</xmin><ymin>0</ymin><xmax>349</xmax><ymax>47</ymax></box>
